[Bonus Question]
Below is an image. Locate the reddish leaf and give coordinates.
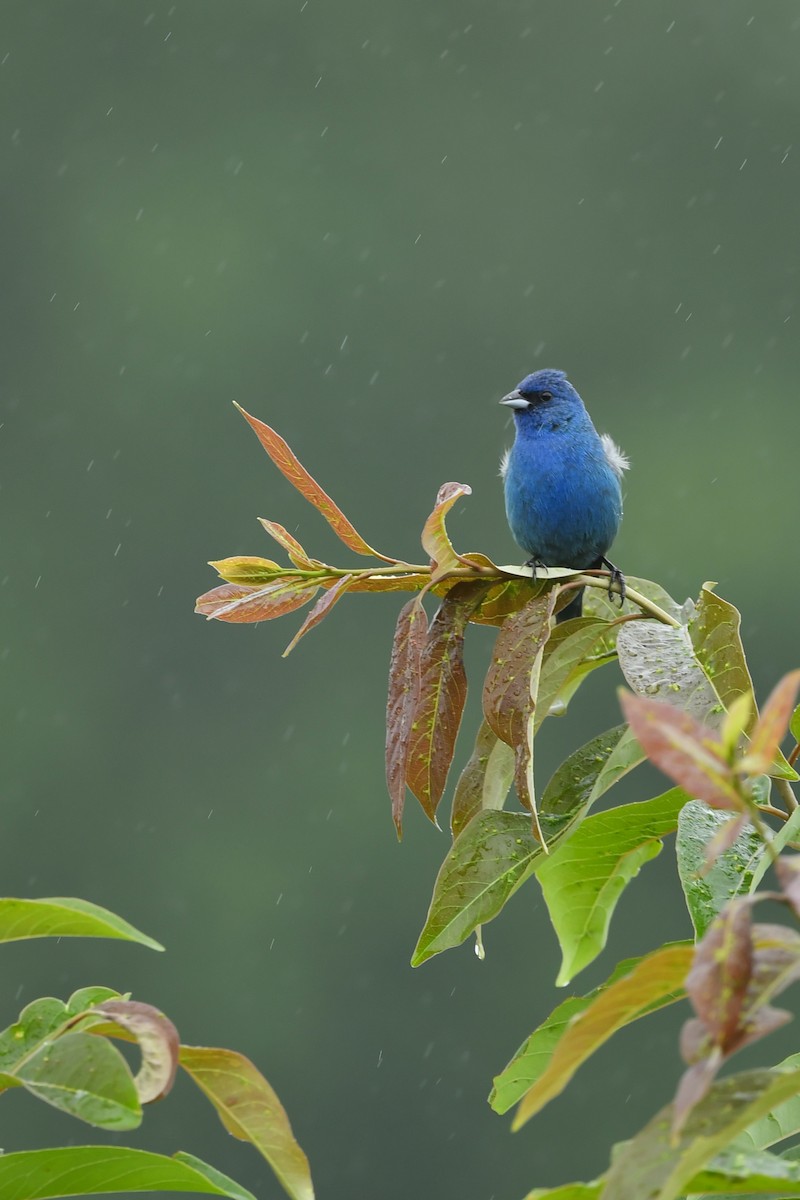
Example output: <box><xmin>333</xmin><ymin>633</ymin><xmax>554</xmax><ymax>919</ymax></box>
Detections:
<box><xmin>776</xmin><ymin>856</ymin><xmax>800</xmax><ymax>919</ymax></box>
<box><xmin>385</xmin><ymin>597</ymin><xmax>428</xmax><ymax>836</ymax></box>
<box><xmin>195</xmin><ymin>579</ymin><xmax>321</xmax><ymax>624</ymax></box>
<box><xmin>208</xmin><ymin>556</ymin><xmax>282</xmax><ymax>585</ymax></box>
<box><xmin>258</xmin><ymin>519</ymin><xmax>320</xmax><ymax>569</ymax></box>
<box><xmin>482</xmin><ymin>592</ymin><xmax>557</xmax><ymax>824</ymax></box>
<box><xmin>619</xmin><ymin>690</ymin><xmax>742</xmax><ymax>811</ymax></box>
<box><xmin>685</xmin><ymin>900</ymin><xmax>753</xmax><ymax>1048</ymax></box>
<box><xmin>420</xmin><ymin>482</ymin><xmax>472</xmax><ymax>576</ymax></box>
<box><xmin>236</xmin><ymin>405</ymin><xmax>396</xmax><ymax>563</ymax></box>
<box><xmin>282</xmin><ymin>575</ymin><xmax>354</xmax><ymax>657</ymax></box>
<box><xmin>404</xmin><ymin>583</ymin><xmax>487</xmax><ymax>825</ymax></box>
<box><xmin>92</xmin><ymin>1001</ymin><xmax>179</xmax><ymax>1104</ymax></box>
<box><xmin>741</xmin><ymin>669</ymin><xmax>800</xmax><ymax>773</ymax></box>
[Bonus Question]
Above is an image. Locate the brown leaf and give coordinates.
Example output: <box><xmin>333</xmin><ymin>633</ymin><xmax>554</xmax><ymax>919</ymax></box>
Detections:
<box><xmin>741</xmin><ymin>668</ymin><xmax>800</xmax><ymax>774</ymax></box>
<box><xmin>93</xmin><ymin>1001</ymin><xmax>179</xmax><ymax>1104</ymax></box>
<box><xmin>776</xmin><ymin>856</ymin><xmax>800</xmax><ymax>919</ymax></box>
<box><xmin>619</xmin><ymin>690</ymin><xmax>742</xmax><ymax>811</ymax></box>
<box><xmin>482</xmin><ymin>592</ymin><xmax>557</xmax><ymax>827</ymax></box>
<box><xmin>385</xmin><ymin>597</ymin><xmax>428</xmax><ymax>836</ymax></box>
<box><xmin>282</xmin><ymin>575</ymin><xmax>354</xmax><ymax>657</ymax></box>
<box><xmin>404</xmin><ymin>583</ymin><xmax>488</xmax><ymax>825</ymax></box>
<box><xmin>235</xmin><ymin>404</ymin><xmax>396</xmax><ymax>563</ymax></box>
<box><xmin>685</xmin><ymin>901</ymin><xmax>753</xmax><ymax>1050</ymax></box>
<box><xmin>420</xmin><ymin>482</ymin><xmax>472</xmax><ymax>576</ymax></box>
<box><xmin>258</xmin><ymin>519</ymin><xmax>321</xmax><ymax>569</ymax></box>
<box><xmin>195</xmin><ymin>578</ymin><xmax>321</xmax><ymax>624</ymax></box>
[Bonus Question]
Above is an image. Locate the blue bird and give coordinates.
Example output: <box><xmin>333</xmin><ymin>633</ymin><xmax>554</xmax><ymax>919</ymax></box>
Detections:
<box><xmin>499</xmin><ymin>368</ymin><xmax>628</xmax><ymax>622</ymax></box>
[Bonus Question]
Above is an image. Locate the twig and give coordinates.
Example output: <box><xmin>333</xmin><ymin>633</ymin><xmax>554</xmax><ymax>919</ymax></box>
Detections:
<box><xmin>775</xmin><ymin>776</ymin><xmax>798</xmax><ymax>813</ymax></box>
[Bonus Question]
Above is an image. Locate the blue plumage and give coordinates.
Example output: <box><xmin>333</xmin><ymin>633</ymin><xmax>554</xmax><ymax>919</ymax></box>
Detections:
<box><xmin>499</xmin><ymin>368</ymin><xmax>628</xmax><ymax>620</ymax></box>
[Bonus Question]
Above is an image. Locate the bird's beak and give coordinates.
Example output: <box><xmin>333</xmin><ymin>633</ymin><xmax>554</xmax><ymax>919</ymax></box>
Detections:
<box><xmin>499</xmin><ymin>389</ymin><xmax>529</xmax><ymax>410</ymax></box>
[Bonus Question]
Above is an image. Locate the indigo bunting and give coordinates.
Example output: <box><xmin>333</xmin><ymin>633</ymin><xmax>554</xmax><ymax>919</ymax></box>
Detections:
<box><xmin>499</xmin><ymin>368</ymin><xmax>628</xmax><ymax>622</ymax></box>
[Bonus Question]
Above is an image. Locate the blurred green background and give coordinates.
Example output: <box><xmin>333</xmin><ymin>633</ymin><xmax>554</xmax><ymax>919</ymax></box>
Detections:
<box><xmin>2</xmin><ymin>2</ymin><xmax>799</xmax><ymax>1196</ymax></box>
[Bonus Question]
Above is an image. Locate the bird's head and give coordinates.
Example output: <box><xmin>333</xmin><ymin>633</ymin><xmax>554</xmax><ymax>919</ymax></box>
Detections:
<box><xmin>499</xmin><ymin>368</ymin><xmax>584</xmax><ymax>427</ymax></box>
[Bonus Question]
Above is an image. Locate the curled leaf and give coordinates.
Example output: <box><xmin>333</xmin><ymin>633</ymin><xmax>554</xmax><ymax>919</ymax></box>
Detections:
<box><xmin>91</xmin><ymin>1001</ymin><xmax>179</xmax><ymax>1104</ymax></box>
<box><xmin>420</xmin><ymin>482</ymin><xmax>472</xmax><ymax>576</ymax></box>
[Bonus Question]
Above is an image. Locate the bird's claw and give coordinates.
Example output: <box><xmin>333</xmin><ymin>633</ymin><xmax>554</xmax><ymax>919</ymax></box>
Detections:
<box><xmin>524</xmin><ymin>556</ymin><xmax>548</xmax><ymax>582</ymax></box>
<box><xmin>601</xmin><ymin>557</ymin><xmax>626</xmax><ymax>607</ymax></box>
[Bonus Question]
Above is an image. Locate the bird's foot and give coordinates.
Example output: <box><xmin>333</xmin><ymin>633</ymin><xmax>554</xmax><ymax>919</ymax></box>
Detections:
<box><xmin>600</xmin><ymin>557</ymin><xmax>626</xmax><ymax>607</ymax></box>
<box><xmin>524</xmin><ymin>556</ymin><xmax>548</xmax><ymax>582</ymax></box>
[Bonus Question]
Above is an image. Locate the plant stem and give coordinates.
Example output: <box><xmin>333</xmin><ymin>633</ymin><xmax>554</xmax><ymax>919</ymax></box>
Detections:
<box><xmin>775</xmin><ymin>776</ymin><xmax>798</xmax><ymax>813</ymax></box>
<box><xmin>574</xmin><ymin>575</ymin><xmax>682</xmax><ymax>628</ymax></box>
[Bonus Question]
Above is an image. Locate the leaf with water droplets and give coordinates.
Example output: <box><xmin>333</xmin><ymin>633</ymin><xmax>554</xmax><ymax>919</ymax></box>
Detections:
<box><xmin>450</xmin><ymin>719</ymin><xmax>515</xmax><ymax>839</ymax></box>
<box><xmin>676</xmin><ymin>800</ymin><xmax>765</xmax><ymax>938</ymax></box>
<box><xmin>385</xmin><ymin>598</ymin><xmax>428</xmax><ymax>836</ymax></box>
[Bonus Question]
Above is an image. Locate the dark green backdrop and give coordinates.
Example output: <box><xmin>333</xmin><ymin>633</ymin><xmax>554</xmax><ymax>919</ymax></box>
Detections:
<box><xmin>3</xmin><ymin>3</ymin><xmax>799</xmax><ymax>1197</ymax></box>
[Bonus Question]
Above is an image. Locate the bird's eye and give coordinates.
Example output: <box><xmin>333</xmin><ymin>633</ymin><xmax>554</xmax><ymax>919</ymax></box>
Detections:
<box><xmin>540</xmin><ymin>390</ymin><xmax>553</xmax><ymax>401</ymax></box>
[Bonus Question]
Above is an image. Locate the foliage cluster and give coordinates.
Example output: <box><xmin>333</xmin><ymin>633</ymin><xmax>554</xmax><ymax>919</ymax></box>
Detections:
<box><xmin>195</xmin><ymin>407</ymin><xmax>800</xmax><ymax>1199</ymax></box>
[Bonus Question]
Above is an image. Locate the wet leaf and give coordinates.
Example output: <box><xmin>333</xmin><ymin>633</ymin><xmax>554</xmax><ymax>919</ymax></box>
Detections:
<box><xmin>741</xmin><ymin>670</ymin><xmax>800</xmax><ymax>774</ymax></box>
<box><xmin>16</xmin><ymin>1031</ymin><xmax>141</xmax><ymax>1129</ymax></box>
<box><xmin>235</xmin><ymin>405</ymin><xmax>395</xmax><ymax>562</ymax></box>
<box><xmin>411</xmin><ymin>811</ymin><xmax>547</xmax><ymax>965</ymax></box>
<box><xmin>676</xmin><ymin>801</ymin><xmax>765</xmax><ymax>938</ymax></box>
<box><xmin>539</xmin><ymin>724</ymin><xmax>645</xmax><ymax>838</ymax></box>
<box><xmin>537</xmin><ymin>788</ymin><xmax>687</xmax><ymax>985</ymax></box>
<box><xmin>420</xmin><ymin>482</ymin><xmax>472</xmax><ymax>575</ymax></box>
<box><xmin>0</xmin><ymin>898</ymin><xmax>163</xmax><ymax>949</ymax></box>
<box><xmin>535</xmin><ymin>618</ymin><xmax>617</xmax><ymax>734</ymax></box>
<box><xmin>208</xmin><ymin>556</ymin><xmax>284</xmax><ymax>585</ymax></box>
<box><xmin>602</xmin><ymin>1065</ymin><xmax>800</xmax><ymax>1200</ymax></box>
<box><xmin>257</xmin><ymin>520</ymin><xmax>320</xmax><ymax>569</ymax></box>
<box><xmin>617</xmin><ymin>620</ymin><xmax>723</xmax><ymax>725</ymax></box>
<box><xmin>405</xmin><ymin>583</ymin><xmax>487</xmax><ymax>824</ymax></box>
<box><xmin>0</xmin><ymin>1146</ymin><xmax>256</xmax><ymax>1199</ymax></box>
<box><xmin>482</xmin><ymin>591</ymin><xmax>556</xmax><ymax>826</ymax></box>
<box><xmin>282</xmin><ymin>574</ymin><xmax>354</xmax><ymax>656</ymax></box>
<box><xmin>688</xmin><ymin>585</ymin><xmax>756</xmax><ymax>728</ymax></box>
<box><xmin>584</xmin><ymin>575</ymin><xmax>685</xmax><ymax>624</ymax></box>
<box><xmin>181</xmin><ymin>1045</ymin><xmax>314</xmax><ymax>1200</ymax></box>
<box><xmin>512</xmin><ymin>943</ymin><xmax>694</xmax><ymax>1128</ymax></box>
<box><xmin>91</xmin><ymin>1001</ymin><xmax>179</xmax><ymax>1104</ymax></box>
<box><xmin>385</xmin><ymin>598</ymin><xmax>428</xmax><ymax>836</ymax></box>
<box><xmin>687</xmin><ymin>1142</ymin><xmax>800</xmax><ymax>1195</ymax></box>
<box><xmin>490</xmin><ymin>947</ymin><xmax>689</xmax><ymax>1114</ymax></box>
<box><xmin>469</xmin><ymin>577</ymin><xmax>542</xmax><ymax>626</ymax></box>
<box><xmin>195</xmin><ymin>578</ymin><xmax>321</xmax><ymax>624</ymax></box>
<box><xmin>619</xmin><ymin>691</ymin><xmax>741</xmax><ymax>811</ymax></box>
<box><xmin>450</xmin><ymin>719</ymin><xmax>515</xmax><ymax>838</ymax></box>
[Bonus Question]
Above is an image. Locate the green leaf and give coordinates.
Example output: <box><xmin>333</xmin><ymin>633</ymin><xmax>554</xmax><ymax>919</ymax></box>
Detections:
<box><xmin>688</xmin><ymin>585</ymin><xmax>756</xmax><ymax>728</ymax></box>
<box><xmin>180</xmin><ymin>1045</ymin><xmax>314</xmax><ymax>1200</ymax></box>
<box><xmin>616</xmin><ymin>620</ymin><xmax>723</xmax><ymax>725</ymax></box>
<box><xmin>490</xmin><ymin>945</ymin><xmax>691</xmax><ymax>1115</ymax></box>
<box><xmin>0</xmin><ymin>898</ymin><xmax>163</xmax><ymax>949</ymax></box>
<box><xmin>792</xmin><ymin>705</ymin><xmax>800</xmax><ymax>746</ymax></box>
<box><xmin>677</xmin><ymin>800</ymin><xmax>765</xmax><ymax>938</ymax></box>
<box><xmin>751</xmin><ymin>804</ymin><xmax>800</xmax><ymax>892</ymax></box>
<box><xmin>411</xmin><ymin>810</ymin><xmax>546</xmax><ymax>965</ymax></box>
<box><xmin>208</xmin><ymin>556</ymin><xmax>283</xmax><ymax>585</ymax></box>
<box><xmin>16</xmin><ymin>1031</ymin><xmax>141</xmax><ymax>1129</ymax></box>
<box><xmin>539</xmin><ymin>724</ymin><xmax>645</xmax><ymax>834</ymax></box>
<box><xmin>602</xmin><ymin>1065</ymin><xmax>800</xmax><ymax>1200</ymax></box>
<box><xmin>537</xmin><ymin>788</ymin><xmax>687</xmax><ymax>985</ymax></box>
<box><xmin>0</xmin><ymin>1146</ymin><xmax>256</xmax><ymax>1199</ymax></box>
<box><xmin>584</xmin><ymin>575</ymin><xmax>684</xmax><ymax>624</ymax></box>
<box><xmin>535</xmin><ymin>618</ymin><xmax>617</xmax><ymax>733</ymax></box>
<box><xmin>688</xmin><ymin>1143</ymin><xmax>800</xmax><ymax>1195</ymax></box>
<box><xmin>512</xmin><ymin>942</ymin><xmax>693</xmax><ymax>1128</ymax></box>
<box><xmin>450</xmin><ymin>719</ymin><xmax>515</xmax><ymax>839</ymax></box>
<box><xmin>730</xmin><ymin>1052</ymin><xmax>800</xmax><ymax>1152</ymax></box>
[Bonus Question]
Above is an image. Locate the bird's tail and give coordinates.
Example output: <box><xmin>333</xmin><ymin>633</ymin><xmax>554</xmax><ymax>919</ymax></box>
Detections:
<box><xmin>556</xmin><ymin>587</ymin><xmax>584</xmax><ymax>624</ymax></box>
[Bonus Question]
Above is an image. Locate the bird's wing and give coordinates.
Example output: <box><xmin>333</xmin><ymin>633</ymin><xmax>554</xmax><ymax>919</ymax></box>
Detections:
<box><xmin>600</xmin><ymin>433</ymin><xmax>630</xmax><ymax>478</ymax></box>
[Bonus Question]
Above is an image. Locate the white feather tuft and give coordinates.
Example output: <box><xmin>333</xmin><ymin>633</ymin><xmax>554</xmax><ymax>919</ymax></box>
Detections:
<box><xmin>499</xmin><ymin>447</ymin><xmax>511</xmax><ymax>479</ymax></box>
<box><xmin>600</xmin><ymin>433</ymin><xmax>630</xmax><ymax>478</ymax></box>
